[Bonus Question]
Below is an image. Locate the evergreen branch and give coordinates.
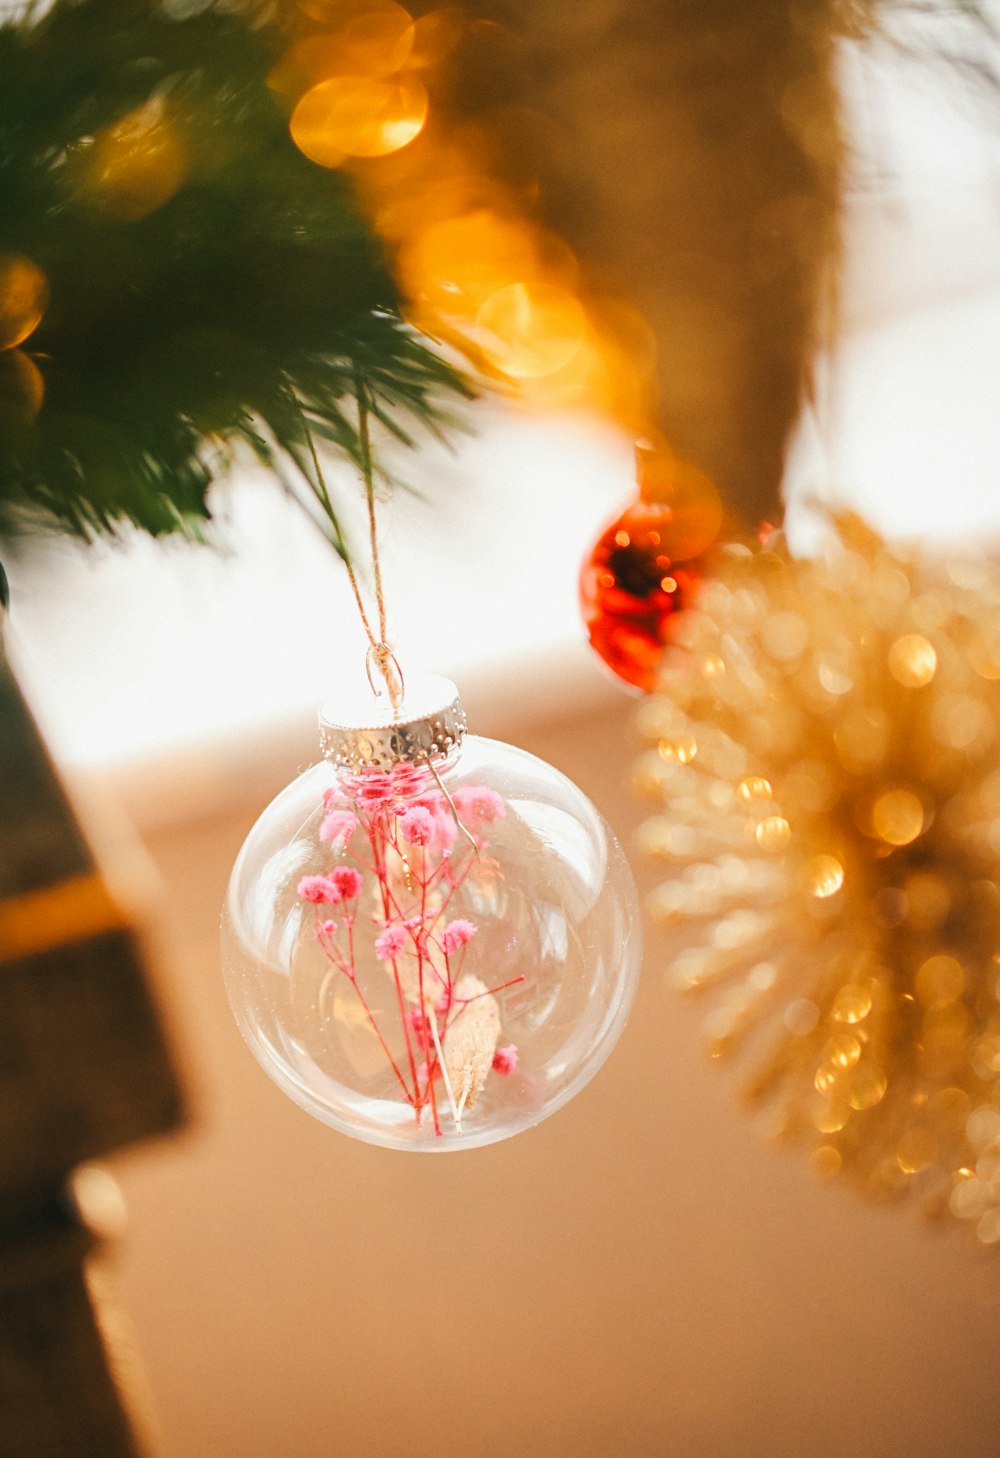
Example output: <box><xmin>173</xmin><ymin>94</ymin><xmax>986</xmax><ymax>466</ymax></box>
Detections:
<box><xmin>0</xmin><ymin>0</ymin><xmax>472</xmax><ymax>566</ymax></box>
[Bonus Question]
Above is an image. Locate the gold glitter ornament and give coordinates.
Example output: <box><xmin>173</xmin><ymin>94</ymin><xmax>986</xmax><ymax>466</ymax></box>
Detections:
<box><xmin>638</xmin><ymin>518</ymin><xmax>1000</xmax><ymax>1239</ymax></box>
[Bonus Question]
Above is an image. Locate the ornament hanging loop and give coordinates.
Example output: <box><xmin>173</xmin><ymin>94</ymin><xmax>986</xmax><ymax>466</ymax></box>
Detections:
<box><xmin>366</xmin><ymin>642</ymin><xmax>405</xmax><ymax>712</ymax></box>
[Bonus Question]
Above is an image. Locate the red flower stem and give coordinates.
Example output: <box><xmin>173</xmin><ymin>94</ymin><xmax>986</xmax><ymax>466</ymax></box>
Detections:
<box><xmin>442</xmin><ymin>946</ymin><xmax>455</xmax><ymax>1014</ymax></box>
<box><xmin>367</xmin><ymin>817</ymin><xmax>420</xmax><ymax>1102</ymax></box>
<box><xmin>349</xmin><ymin>977</ymin><xmax>415</xmax><ymax>1106</ymax></box>
<box><xmin>440</xmin><ymin>949</ymin><xmax>461</xmax><ymax>1040</ymax></box>
<box><xmin>424</xmin><ymin>855</ymin><xmax>476</xmax><ymax>926</ymax></box>
<box><xmin>387</xmin><ymin>951</ymin><xmax>421</xmax><ymax>1104</ymax></box>
<box><xmin>424</xmin><ymin>855</ymin><xmax>460</xmax><ymax>890</ymax></box>
<box><xmin>316</xmin><ymin>901</ymin><xmax>414</xmax><ymax>1106</ymax></box>
<box><xmin>457</xmin><ymin>974</ymin><xmax>527</xmax><ymax>1006</ymax></box>
<box><xmin>368</xmin><ymin>817</ymin><xmax>409</xmax><ymax>923</ymax></box>
<box><xmin>314</xmin><ymin>909</ymin><xmax>352</xmax><ymax>977</ymax></box>
<box><xmin>425</xmin><ymin>1037</ymin><xmax>442</xmax><ymax>1135</ymax></box>
<box><xmin>415</xmin><ymin>843</ymin><xmax>443</xmax><ymax>1134</ymax></box>
<box><xmin>320</xmin><ymin>942</ymin><xmax>352</xmax><ymax>978</ymax></box>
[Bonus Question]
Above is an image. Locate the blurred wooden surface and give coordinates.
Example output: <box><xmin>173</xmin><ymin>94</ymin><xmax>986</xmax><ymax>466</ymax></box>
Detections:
<box><xmin>0</xmin><ymin>1216</ymin><xmax>137</xmax><ymax>1458</ymax></box>
<box><xmin>0</xmin><ymin>639</ymin><xmax>184</xmax><ymax>1457</ymax></box>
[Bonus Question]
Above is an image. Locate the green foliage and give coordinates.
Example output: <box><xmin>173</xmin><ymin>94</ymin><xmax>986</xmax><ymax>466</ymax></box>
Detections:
<box><xmin>0</xmin><ymin>0</ymin><xmax>470</xmax><ymax>557</ymax></box>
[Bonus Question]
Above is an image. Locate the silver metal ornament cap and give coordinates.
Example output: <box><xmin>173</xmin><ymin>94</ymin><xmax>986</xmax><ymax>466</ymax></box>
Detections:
<box><xmin>318</xmin><ymin>672</ymin><xmax>467</xmax><ymax>773</ymax></box>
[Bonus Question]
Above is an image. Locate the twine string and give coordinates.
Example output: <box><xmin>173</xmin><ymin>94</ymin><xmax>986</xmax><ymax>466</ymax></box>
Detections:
<box><xmin>298</xmin><ymin>374</ymin><xmax>403</xmax><ymax>713</ymax></box>
<box><xmin>299</xmin><ymin>379</ymin><xmax>477</xmax><ymax>846</ymax></box>
<box><xmin>354</xmin><ymin>374</ymin><xmax>403</xmax><ymax>712</ymax></box>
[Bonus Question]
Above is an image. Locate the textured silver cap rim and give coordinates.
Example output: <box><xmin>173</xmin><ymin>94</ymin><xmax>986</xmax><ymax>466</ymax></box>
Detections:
<box><xmin>318</xmin><ymin>672</ymin><xmax>467</xmax><ymax>773</ymax></box>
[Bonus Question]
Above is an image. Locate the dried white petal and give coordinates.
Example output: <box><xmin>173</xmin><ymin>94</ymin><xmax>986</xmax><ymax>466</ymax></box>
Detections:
<box><xmin>442</xmin><ymin>975</ymin><xmax>500</xmax><ymax>1117</ymax></box>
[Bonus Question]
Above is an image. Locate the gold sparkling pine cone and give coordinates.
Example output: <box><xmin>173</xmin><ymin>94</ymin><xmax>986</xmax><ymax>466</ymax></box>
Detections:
<box><xmin>637</xmin><ymin>516</ymin><xmax>1000</xmax><ymax>1242</ymax></box>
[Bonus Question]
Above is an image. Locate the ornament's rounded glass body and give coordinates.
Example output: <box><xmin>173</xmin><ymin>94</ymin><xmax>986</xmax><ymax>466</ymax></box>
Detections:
<box><xmin>221</xmin><ymin>682</ymin><xmax>641</xmax><ymax>1151</ymax></box>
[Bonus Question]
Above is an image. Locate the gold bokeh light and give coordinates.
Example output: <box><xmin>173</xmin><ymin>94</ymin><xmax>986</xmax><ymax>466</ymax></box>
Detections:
<box><xmin>635</xmin><ymin>445</ymin><xmax>724</xmax><ymax>562</ymax></box>
<box><xmin>292</xmin><ymin>5</ymin><xmax>655</xmax><ymax>427</ymax></box>
<box><xmin>755</xmin><ymin>815</ymin><xmax>791</xmax><ymax>852</ymax></box>
<box><xmin>870</xmin><ymin>788</ymin><xmax>924</xmax><ymax>847</ymax></box>
<box><xmin>0</xmin><ymin>253</ymin><xmax>50</xmax><ymax>352</ymax></box>
<box><xmin>407</xmin><ymin>7</ymin><xmax>463</xmax><ymax>68</ymax></box>
<box><xmin>806</xmin><ymin>853</ymin><xmax>844</xmax><ymax>899</ymax></box>
<box><xmin>915</xmin><ymin>954</ymin><xmax>965</xmax><ymax>1010</ymax></box>
<box><xmin>329</xmin><ymin>2</ymin><xmax>415</xmax><ymax>75</ymax></box>
<box><xmin>81</xmin><ymin>103</ymin><xmax>186</xmax><ymax>221</ymax></box>
<box><xmin>888</xmin><ymin>633</ymin><xmax>937</xmax><ymax>688</ymax></box>
<box><xmin>402</xmin><ymin>208</ymin><xmax>538</xmax><ymax>316</ymax></box>
<box><xmin>476</xmin><ymin>281</ymin><xmax>586</xmax><ymax>380</ymax></box>
<box><xmin>0</xmin><ymin>349</ymin><xmax>44</xmax><ymax>425</ymax></box>
<box><xmin>272</xmin><ymin>5</ymin><xmax>417</xmax><ymax>99</ymax></box>
<box><xmin>291</xmin><ymin>73</ymin><xmax>428</xmax><ymax>164</ymax></box>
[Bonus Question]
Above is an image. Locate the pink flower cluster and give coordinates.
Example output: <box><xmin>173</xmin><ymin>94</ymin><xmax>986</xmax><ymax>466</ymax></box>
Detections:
<box><xmin>320</xmin><ymin>808</ymin><xmax>358</xmax><ymax>846</ymax></box>
<box><xmin>330</xmin><ymin>763</ymin><xmax>430</xmax><ymax>812</ymax></box>
<box><xmin>453</xmin><ymin>786</ymin><xmax>505</xmax><ymax>825</ymax></box>
<box><xmin>374</xmin><ymin>925</ymin><xmax>407</xmax><ymax>960</ymax></box>
<box><xmin>297</xmin><ymin>865</ymin><xmax>363</xmax><ymax>905</ymax></box>
<box><xmin>492</xmin><ymin>1045</ymin><xmax>519</xmax><ymax>1076</ymax></box>
<box><xmin>441</xmin><ymin>918</ymin><xmax>476</xmax><ymax>955</ymax></box>
<box><xmin>399</xmin><ymin>805</ymin><xmax>435</xmax><ymax>846</ymax></box>
<box><xmin>322</xmin><ymin>770</ymin><xmax>507</xmax><ymax>854</ymax></box>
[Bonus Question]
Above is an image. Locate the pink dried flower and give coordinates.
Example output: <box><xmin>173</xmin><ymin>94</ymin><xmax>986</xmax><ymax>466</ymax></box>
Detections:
<box><xmin>331</xmin><ymin>866</ymin><xmax>363</xmax><ymax>900</ymax></box>
<box><xmin>347</xmin><ymin>763</ymin><xmax>430</xmax><ymax>811</ymax></box>
<box><xmin>320</xmin><ymin>809</ymin><xmax>358</xmax><ymax>845</ymax></box>
<box><xmin>297</xmin><ymin>874</ymin><xmax>340</xmax><ymax>905</ymax></box>
<box><xmin>410</xmin><ymin>793</ymin><xmax>458</xmax><ymax>852</ymax></box>
<box><xmin>390</xmin><ymin>763</ymin><xmax>433</xmax><ymax>795</ymax></box>
<box><xmin>492</xmin><ymin>1044</ymin><xmax>519</xmax><ymax>1075</ymax></box>
<box><xmin>353</xmin><ymin>772</ymin><xmax>396</xmax><ymax>809</ymax></box>
<box><xmin>441</xmin><ymin>918</ymin><xmax>477</xmax><ymax>955</ymax></box>
<box><xmin>433</xmin><ymin>817</ymin><xmax>459</xmax><ymax>853</ymax></box>
<box><xmin>409</xmin><ymin>1008</ymin><xmax>428</xmax><ymax>1036</ymax></box>
<box><xmin>411</xmin><ymin>790</ymin><xmax>442</xmax><ymax>810</ymax></box>
<box><xmin>399</xmin><ymin>805</ymin><xmax>434</xmax><ymax>846</ymax></box>
<box><xmin>322</xmin><ymin>787</ymin><xmax>348</xmax><ymax>810</ymax></box>
<box><xmin>317</xmin><ymin>918</ymin><xmax>338</xmax><ymax>937</ymax></box>
<box><xmin>375</xmin><ymin>925</ymin><xmax>407</xmax><ymax>960</ymax></box>
<box><xmin>454</xmin><ymin>786</ymin><xmax>506</xmax><ymax>824</ymax></box>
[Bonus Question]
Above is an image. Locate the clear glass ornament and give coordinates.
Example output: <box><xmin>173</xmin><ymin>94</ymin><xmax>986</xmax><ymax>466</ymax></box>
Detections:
<box><xmin>221</xmin><ymin>673</ymin><xmax>641</xmax><ymax>1151</ymax></box>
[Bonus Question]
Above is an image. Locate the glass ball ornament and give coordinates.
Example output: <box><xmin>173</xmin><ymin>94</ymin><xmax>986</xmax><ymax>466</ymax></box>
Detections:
<box><xmin>221</xmin><ymin>674</ymin><xmax>641</xmax><ymax>1151</ymax></box>
<box><xmin>580</xmin><ymin>442</ymin><xmax>723</xmax><ymax>692</ymax></box>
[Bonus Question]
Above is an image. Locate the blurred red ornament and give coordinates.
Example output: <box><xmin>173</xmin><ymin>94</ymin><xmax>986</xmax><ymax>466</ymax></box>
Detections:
<box><xmin>580</xmin><ymin>442</ymin><xmax>723</xmax><ymax>692</ymax></box>
<box><xmin>581</xmin><ymin>503</ymin><xmax>697</xmax><ymax>691</ymax></box>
